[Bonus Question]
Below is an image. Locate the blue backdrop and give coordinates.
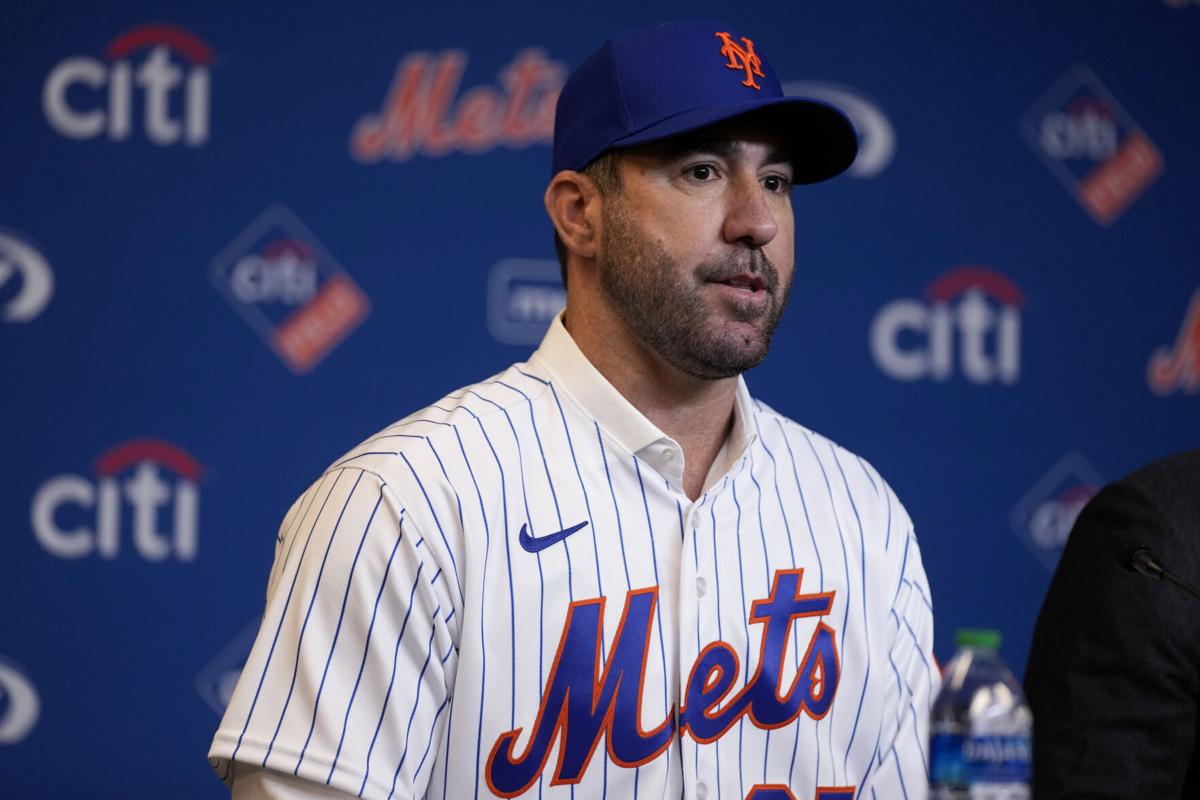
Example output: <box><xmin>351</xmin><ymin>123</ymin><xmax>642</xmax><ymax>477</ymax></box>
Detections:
<box><xmin>2</xmin><ymin>1</ymin><xmax>1198</xmax><ymax>796</ymax></box>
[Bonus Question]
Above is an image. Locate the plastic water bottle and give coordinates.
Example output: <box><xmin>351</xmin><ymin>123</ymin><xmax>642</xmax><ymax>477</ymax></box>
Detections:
<box><xmin>929</xmin><ymin>629</ymin><xmax>1031</xmax><ymax>799</ymax></box>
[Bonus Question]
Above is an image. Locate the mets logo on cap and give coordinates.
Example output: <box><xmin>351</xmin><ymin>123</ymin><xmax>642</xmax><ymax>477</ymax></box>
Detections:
<box><xmin>715</xmin><ymin>31</ymin><xmax>764</xmax><ymax>89</ymax></box>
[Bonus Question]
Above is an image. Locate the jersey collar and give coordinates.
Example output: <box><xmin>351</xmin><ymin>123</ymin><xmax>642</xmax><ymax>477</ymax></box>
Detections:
<box><xmin>529</xmin><ymin>312</ymin><xmax>757</xmax><ymax>492</ymax></box>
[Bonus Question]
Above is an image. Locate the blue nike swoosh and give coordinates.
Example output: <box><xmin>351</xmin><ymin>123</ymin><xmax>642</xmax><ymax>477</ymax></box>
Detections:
<box><xmin>518</xmin><ymin>521</ymin><xmax>589</xmax><ymax>553</ymax></box>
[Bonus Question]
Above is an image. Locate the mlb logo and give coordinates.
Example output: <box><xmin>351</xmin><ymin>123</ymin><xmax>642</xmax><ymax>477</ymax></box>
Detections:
<box><xmin>1147</xmin><ymin>288</ymin><xmax>1200</xmax><ymax>396</ymax></box>
<box><xmin>210</xmin><ymin>205</ymin><xmax>369</xmax><ymax>374</ymax></box>
<box><xmin>1022</xmin><ymin>65</ymin><xmax>1163</xmax><ymax>224</ymax></box>
<box><xmin>487</xmin><ymin>258</ymin><xmax>564</xmax><ymax>346</ymax></box>
<box><xmin>1011</xmin><ymin>453</ymin><xmax>1105</xmax><ymax>572</ymax></box>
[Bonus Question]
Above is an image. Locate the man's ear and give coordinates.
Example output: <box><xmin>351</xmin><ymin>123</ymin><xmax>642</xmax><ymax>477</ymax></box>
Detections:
<box><xmin>544</xmin><ymin>171</ymin><xmax>602</xmax><ymax>262</ymax></box>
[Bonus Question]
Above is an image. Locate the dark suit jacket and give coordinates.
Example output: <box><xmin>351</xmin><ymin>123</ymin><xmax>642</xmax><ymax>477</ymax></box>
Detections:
<box><xmin>1025</xmin><ymin>449</ymin><xmax>1200</xmax><ymax>799</ymax></box>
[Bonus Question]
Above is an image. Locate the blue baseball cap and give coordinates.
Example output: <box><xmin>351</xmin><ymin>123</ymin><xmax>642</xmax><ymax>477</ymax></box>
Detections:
<box><xmin>551</xmin><ymin>20</ymin><xmax>859</xmax><ymax>183</ymax></box>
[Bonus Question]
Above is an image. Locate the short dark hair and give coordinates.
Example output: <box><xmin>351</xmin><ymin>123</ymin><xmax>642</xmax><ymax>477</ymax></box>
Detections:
<box><xmin>553</xmin><ymin>150</ymin><xmax>622</xmax><ymax>288</ymax></box>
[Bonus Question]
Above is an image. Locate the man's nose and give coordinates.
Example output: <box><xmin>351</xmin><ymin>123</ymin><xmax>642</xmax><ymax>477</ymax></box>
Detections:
<box><xmin>722</xmin><ymin>173</ymin><xmax>779</xmax><ymax>248</ymax></box>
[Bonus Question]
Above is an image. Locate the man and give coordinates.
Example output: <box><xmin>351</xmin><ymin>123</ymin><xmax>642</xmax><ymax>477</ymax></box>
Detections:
<box><xmin>209</xmin><ymin>20</ymin><xmax>937</xmax><ymax>799</ymax></box>
<box><xmin>1025</xmin><ymin>449</ymin><xmax>1200</xmax><ymax>798</ymax></box>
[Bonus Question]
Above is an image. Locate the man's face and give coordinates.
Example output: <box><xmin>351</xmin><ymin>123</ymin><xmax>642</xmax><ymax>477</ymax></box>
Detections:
<box><xmin>595</xmin><ymin>121</ymin><xmax>796</xmax><ymax>380</ymax></box>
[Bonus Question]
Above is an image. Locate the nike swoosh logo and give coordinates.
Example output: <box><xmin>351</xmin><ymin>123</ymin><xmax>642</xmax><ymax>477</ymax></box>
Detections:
<box><xmin>519</xmin><ymin>521</ymin><xmax>589</xmax><ymax>553</ymax></box>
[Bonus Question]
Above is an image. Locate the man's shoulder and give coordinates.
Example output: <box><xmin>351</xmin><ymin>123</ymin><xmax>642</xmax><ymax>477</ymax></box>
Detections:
<box><xmin>1121</xmin><ymin>449</ymin><xmax>1200</xmax><ymax>505</ymax></box>
<box><xmin>752</xmin><ymin>399</ymin><xmax>883</xmax><ymax>476</ymax></box>
<box><xmin>318</xmin><ymin>359</ymin><xmax>554</xmax><ymax>485</ymax></box>
<box><xmin>751</xmin><ymin>398</ymin><xmax>832</xmax><ymax>450</ymax></box>
<box><xmin>1089</xmin><ymin>448</ymin><xmax>1200</xmax><ymax>546</ymax></box>
<box><xmin>749</xmin><ymin>396</ymin><xmax>908</xmax><ymax>522</ymax></box>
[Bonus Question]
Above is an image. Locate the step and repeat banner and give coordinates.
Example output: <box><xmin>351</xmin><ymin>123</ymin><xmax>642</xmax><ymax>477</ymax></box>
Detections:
<box><xmin>2</xmin><ymin>2</ymin><xmax>1198</xmax><ymax>796</ymax></box>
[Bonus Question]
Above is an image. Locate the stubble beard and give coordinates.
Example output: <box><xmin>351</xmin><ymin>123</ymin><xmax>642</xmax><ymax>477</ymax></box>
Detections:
<box><xmin>597</xmin><ymin>197</ymin><xmax>792</xmax><ymax>381</ymax></box>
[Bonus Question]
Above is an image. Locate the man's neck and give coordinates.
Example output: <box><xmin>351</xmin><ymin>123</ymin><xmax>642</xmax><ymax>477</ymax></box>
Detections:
<box><xmin>563</xmin><ymin>303</ymin><xmax>737</xmax><ymax>501</ymax></box>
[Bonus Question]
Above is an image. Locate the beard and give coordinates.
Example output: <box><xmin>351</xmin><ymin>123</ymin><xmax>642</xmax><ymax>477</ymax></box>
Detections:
<box><xmin>596</xmin><ymin>197</ymin><xmax>792</xmax><ymax>380</ymax></box>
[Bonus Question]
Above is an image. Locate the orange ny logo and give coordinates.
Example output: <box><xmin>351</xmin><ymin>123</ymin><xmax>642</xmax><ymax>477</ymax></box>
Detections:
<box><xmin>715</xmin><ymin>32</ymin><xmax>765</xmax><ymax>90</ymax></box>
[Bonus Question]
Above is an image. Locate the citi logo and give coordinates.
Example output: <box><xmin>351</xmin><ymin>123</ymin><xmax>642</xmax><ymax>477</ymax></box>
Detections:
<box><xmin>1011</xmin><ymin>453</ymin><xmax>1104</xmax><ymax>572</ymax></box>
<box><xmin>1027</xmin><ymin>484</ymin><xmax>1096</xmax><ymax>551</ymax></box>
<box><xmin>1038</xmin><ymin>98</ymin><xmax>1118</xmax><ymax>162</ymax></box>
<box><xmin>869</xmin><ymin>267</ymin><xmax>1023</xmax><ymax>385</ymax></box>
<box><xmin>31</xmin><ymin>439</ymin><xmax>202</xmax><ymax>561</ymax></box>
<box><xmin>210</xmin><ymin>205</ymin><xmax>370</xmax><ymax>374</ymax></box>
<box><xmin>351</xmin><ymin>47</ymin><xmax>564</xmax><ymax>163</ymax></box>
<box><xmin>228</xmin><ymin>239</ymin><xmax>318</xmax><ymax>306</ymax></box>
<box><xmin>0</xmin><ymin>659</ymin><xmax>40</xmax><ymax>745</ymax></box>
<box><xmin>1022</xmin><ymin>66</ymin><xmax>1162</xmax><ymax>225</ymax></box>
<box><xmin>43</xmin><ymin>23</ymin><xmax>212</xmax><ymax>147</ymax></box>
<box><xmin>0</xmin><ymin>230</ymin><xmax>54</xmax><ymax>323</ymax></box>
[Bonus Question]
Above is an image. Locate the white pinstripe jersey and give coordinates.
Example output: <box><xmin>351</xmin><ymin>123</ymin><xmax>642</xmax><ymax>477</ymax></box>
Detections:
<box><xmin>210</xmin><ymin>315</ymin><xmax>938</xmax><ymax>800</ymax></box>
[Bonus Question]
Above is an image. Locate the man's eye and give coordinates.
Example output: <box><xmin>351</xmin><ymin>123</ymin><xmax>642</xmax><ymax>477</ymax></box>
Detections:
<box><xmin>687</xmin><ymin>164</ymin><xmax>715</xmax><ymax>181</ymax></box>
<box><xmin>763</xmin><ymin>175</ymin><xmax>791</xmax><ymax>193</ymax></box>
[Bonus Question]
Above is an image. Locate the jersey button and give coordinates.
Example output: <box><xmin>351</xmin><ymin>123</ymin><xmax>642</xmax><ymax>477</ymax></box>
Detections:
<box><xmin>696</xmin><ymin>781</ymin><xmax>709</xmax><ymax>800</ymax></box>
<box><xmin>662</xmin><ymin>448</ymin><xmax>675</xmax><ymax>462</ymax></box>
<box><xmin>696</xmin><ymin>576</ymin><xmax>707</xmax><ymax>597</ymax></box>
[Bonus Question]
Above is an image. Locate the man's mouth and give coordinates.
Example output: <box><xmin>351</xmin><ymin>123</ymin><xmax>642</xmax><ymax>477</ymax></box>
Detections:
<box><xmin>713</xmin><ymin>273</ymin><xmax>767</xmax><ymax>292</ymax></box>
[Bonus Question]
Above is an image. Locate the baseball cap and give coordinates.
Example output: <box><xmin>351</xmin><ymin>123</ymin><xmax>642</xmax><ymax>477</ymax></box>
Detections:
<box><xmin>551</xmin><ymin>19</ymin><xmax>859</xmax><ymax>183</ymax></box>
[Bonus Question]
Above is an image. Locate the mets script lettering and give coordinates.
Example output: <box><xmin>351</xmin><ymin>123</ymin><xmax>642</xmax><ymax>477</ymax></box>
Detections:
<box><xmin>485</xmin><ymin>569</ymin><xmax>840</xmax><ymax>797</ymax></box>
<box><xmin>1148</xmin><ymin>289</ymin><xmax>1200</xmax><ymax>396</ymax></box>
<box><xmin>715</xmin><ymin>31</ymin><xmax>765</xmax><ymax>90</ymax></box>
<box><xmin>351</xmin><ymin>48</ymin><xmax>564</xmax><ymax>163</ymax></box>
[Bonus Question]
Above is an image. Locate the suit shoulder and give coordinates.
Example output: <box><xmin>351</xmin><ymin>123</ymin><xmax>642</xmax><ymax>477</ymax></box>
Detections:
<box><xmin>1121</xmin><ymin>450</ymin><xmax>1200</xmax><ymax>505</ymax></box>
<box><xmin>1082</xmin><ymin>449</ymin><xmax>1200</xmax><ymax>553</ymax></box>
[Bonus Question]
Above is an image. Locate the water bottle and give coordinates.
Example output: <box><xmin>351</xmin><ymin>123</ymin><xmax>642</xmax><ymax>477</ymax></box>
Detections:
<box><xmin>929</xmin><ymin>629</ymin><xmax>1032</xmax><ymax>799</ymax></box>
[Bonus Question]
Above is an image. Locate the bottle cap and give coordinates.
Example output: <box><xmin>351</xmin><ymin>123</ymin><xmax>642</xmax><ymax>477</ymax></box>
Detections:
<box><xmin>955</xmin><ymin>628</ymin><xmax>1001</xmax><ymax>650</ymax></box>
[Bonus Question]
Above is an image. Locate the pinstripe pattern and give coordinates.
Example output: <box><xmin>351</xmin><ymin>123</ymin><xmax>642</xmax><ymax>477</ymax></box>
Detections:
<box><xmin>209</xmin><ymin>317</ymin><xmax>937</xmax><ymax>799</ymax></box>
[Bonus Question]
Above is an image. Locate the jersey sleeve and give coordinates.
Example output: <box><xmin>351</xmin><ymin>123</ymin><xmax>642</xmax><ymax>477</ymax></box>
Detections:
<box><xmin>861</xmin><ymin>497</ymin><xmax>939</xmax><ymax>798</ymax></box>
<box><xmin>209</xmin><ymin>466</ymin><xmax>459</xmax><ymax>800</ymax></box>
<box><xmin>230</xmin><ymin>762</ymin><xmax>357</xmax><ymax>799</ymax></box>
